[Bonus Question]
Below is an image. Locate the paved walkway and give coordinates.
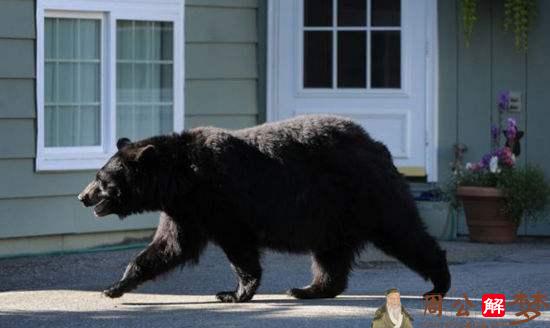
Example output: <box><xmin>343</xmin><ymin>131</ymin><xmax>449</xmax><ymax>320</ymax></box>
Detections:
<box><xmin>1</xmin><ymin>239</ymin><xmax>549</xmax><ymax>327</ymax></box>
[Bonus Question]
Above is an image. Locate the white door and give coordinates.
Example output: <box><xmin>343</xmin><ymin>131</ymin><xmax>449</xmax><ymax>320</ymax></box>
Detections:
<box><xmin>267</xmin><ymin>0</ymin><xmax>438</xmax><ymax>180</ymax></box>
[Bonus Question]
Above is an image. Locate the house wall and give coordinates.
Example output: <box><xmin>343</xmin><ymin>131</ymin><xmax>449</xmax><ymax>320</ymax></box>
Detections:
<box><xmin>438</xmin><ymin>0</ymin><xmax>550</xmax><ymax>236</ymax></box>
<box><xmin>0</xmin><ymin>0</ymin><xmax>262</xmax><ymax>243</ymax></box>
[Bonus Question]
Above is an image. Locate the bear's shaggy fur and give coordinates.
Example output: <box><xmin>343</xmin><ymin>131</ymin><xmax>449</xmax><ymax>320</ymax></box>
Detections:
<box><xmin>78</xmin><ymin>115</ymin><xmax>451</xmax><ymax>302</ymax></box>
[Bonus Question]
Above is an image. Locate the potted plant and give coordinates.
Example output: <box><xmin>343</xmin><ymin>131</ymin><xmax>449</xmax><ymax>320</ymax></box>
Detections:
<box><xmin>450</xmin><ymin>92</ymin><xmax>550</xmax><ymax>243</ymax></box>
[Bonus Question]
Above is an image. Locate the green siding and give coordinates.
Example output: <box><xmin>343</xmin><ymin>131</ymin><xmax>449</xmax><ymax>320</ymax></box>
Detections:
<box><xmin>437</xmin><ymin>0</ymin><xmax>458</xmax><ymax>182</ymax></box>
<box><xmin>184</xmin><ymin>0</ymin><xmax>260</xmax><ymax>130</ymax></box>
<box><xmin>186</xmin><ymin>114</ymin><xmax>258</xmax><ymax>129</ymax></box>
<box><xmin>186</xmin><ymin>44</ymin><xmax>258</xmax><ymax>79</ymax></box>
<box><xmin>186</xmin><ymin>7</ymin><xmax>257</xmax><ymax>42</ymax></box>
<box><xmin>0</xmin><ymin>39</ymin><xmax>34</xmax><ymax>78</ymax></box>
<box><xmin>0</xmin><ymin>119</ymin><xmax>34</xmax><ymax>159</ymax></box>
<box><xmin>0</xmin><ymin>0</ymin><xmax>35</xmax><ymax>39</ymax></box>
<box><xmin>0</xmin><ymin>159</ymin><xmax>93</xmax><ymax>199</ymax></box>
<box><xmin>186</xmin><ymin>80</ymin><xmax>257</xmax><ymax>115</ymax></box>
<box><xmin>439</xmin><ymin>0</ymin><xmax>550</xmax><ymax>236</ymax></box>
<box><xmin>0</xmin><ymin>79</ymin><xmax>35</xmax><ymax>118</ymax></box>
<box><xmin>0</xmin><ymin>0</ymin><xmax>262</xmax><ymax>242</ymax></box>
<box><xmin>186</xmin><ymin>0</ymin><xmax>257</xmax><ymax>8</ymax></box>
<box><xmin>0</xmin><ymin>196</ymin><xmax>158</xmax><ymax>238</ymax></box>
<box><xmin>524</xmin><ymin>0</ymin><xmax>550</xmax><ymax>235</ymax></box>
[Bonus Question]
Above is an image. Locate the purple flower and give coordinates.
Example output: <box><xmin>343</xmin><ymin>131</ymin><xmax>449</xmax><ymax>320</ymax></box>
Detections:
<box><xmin>498</xmin><ymin>91</ymin><xmax>510</xmax><ymax>111</ymax></box>
<box><xmin>481</xmin><ymin>153</ymin><xmax>492</xmax><ymax>168</ymax></box>
<box><xmin>506</xmin><ymin>118</ymin><xmax>517</xmax><ymax>139</ymax></box>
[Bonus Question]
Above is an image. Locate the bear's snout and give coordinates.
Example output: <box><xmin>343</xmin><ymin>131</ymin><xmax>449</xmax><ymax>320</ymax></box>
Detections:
<box><xmin>78</xmin><ymin>181</ymin><xmax>101</xmax><ymax>207</ymax></box>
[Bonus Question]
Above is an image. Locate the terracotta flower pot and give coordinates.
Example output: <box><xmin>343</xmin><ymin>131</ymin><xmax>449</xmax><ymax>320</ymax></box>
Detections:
<box><xmin>456</xmin><ymin>186</ymin><xmax>519</xmax><ymax>243</ymax></box>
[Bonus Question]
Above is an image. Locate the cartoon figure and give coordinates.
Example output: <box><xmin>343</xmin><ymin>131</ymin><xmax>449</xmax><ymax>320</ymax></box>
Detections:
<box><xmin>371</xmin><ymin>288</ymin><xmax>414</xmax><ymax>328</ymax></box>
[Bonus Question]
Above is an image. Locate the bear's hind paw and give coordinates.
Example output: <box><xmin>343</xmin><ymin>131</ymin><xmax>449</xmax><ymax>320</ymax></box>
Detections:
<box><xmin>215</xmin><ymin>291</ymin><xmax>254</xmax><ymax>303</ymax></box>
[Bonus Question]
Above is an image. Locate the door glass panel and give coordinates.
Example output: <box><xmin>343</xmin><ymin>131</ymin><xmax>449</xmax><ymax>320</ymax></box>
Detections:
<box><xmin>371</xmin><ymin>0</ymin><xmax>401</xmax><ymax>27</ymax></box>
<box><xmin>338</xmin><ymin>31</ymin><xmax>366</xmax><ymax>88</ymax></box>
<box><xmin>304</xmin><ymin>31</ymin><xmax>332</xmax><ymax>88</ymax></box>
<box><xmin>338</xmin><ymin>0</ymin><xmax>366</xmax><ymax>27</ymax></box>
<box><xmin>304</xmin><ymin>0</ymin><xmax>332</xmax><ymax>27</ymax></box>
<box><xmin>302</xmin><ymin>0</ymin><xmax>402</xmax><ymax>90</ymax></box>
<box><xmin>371</xmin><ymin>31</ymin><xmax>401</xmax><ymax>88</ymax></box>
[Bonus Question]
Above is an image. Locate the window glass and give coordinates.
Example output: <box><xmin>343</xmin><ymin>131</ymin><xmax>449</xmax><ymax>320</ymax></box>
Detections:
<box><xmin>371</xmin><ymin>31</ymin><xmax>401</xmax><ymax>88</ymax></box>
<box><xmin>304</xmin><ymin>0</ymin><xmax>332</xmax><ymax>27</ymax></box>
<box><xmin>303</xmin><ymin>31</ymin><xmax>332</xmax><ymax>88</ymax></box>
<box><xmin>116</xmin><ymin>21</ymin><xmax>174</xmax><ymax>140</ymax></box>
<box><xmin>337</xmin><ymin>31</ymin><xmax>366</xmax><ymax>88</ymax></box>
<box><xmin>44</xmin><ymin>18</ymin><xmax>101</xmax><ymax>147</ymax></box>
<box><xmin>371</xmin><ymin>0</ymin><xmax>401</xmax><ymax>27</ymax></box>
<box><xmin>338</xmin><ymin>0</ymin><xmax>366</xmax><ymax>27</ymax></box>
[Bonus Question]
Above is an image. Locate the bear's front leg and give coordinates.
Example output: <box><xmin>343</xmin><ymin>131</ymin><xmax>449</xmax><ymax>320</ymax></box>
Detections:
<box><xmin>104</xmin><ymin>213</ymin><xmax>207</xmax><ymax>298</ymax></box>
<box><xmin>103</xmin><ymin>238</ymin><xmax>179</xmax><ymax>298</ymax></box>
<box><xmin>216</xmin><ymin>244</ymin><xmax>262</xmax><ymax>303</ymax></box>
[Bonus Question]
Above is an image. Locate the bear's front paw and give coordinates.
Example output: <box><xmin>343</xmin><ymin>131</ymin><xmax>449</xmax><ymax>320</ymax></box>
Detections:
<box><xmin>103</xmin><ymin>284</ymin><xmax>126</xmax><ymax>298</ymax></box>
<box><xmin>216</xmin><ymin>291</ymin><xmax>240</xmax><ymax>303</ymax></box>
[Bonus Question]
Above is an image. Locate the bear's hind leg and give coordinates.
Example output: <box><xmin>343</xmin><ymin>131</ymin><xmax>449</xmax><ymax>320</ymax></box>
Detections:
<box><xmin>288</xmin><ymin>248</ymin><xmax>354</xmax><ymax>299</ymax></box>
<box><xmin>370</xmin><ymin>222</ymin><xmax>451</xmax><ymax>297</ymax></box>
<box><xmin>216</xmin><ymin>245</ymin><xmax>262</xmax><ymax>303</ymax></box>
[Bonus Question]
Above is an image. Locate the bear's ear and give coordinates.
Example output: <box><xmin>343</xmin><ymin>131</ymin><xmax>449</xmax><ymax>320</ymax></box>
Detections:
<box><xmin>117</xmin><ymin>138</ymin><xmax>132</xmax><ymax>150</ymax></box>
<box><xmin>135</xmin><ymin>144</ymin><xmax>157</xmax><ymax>162</ymax></box>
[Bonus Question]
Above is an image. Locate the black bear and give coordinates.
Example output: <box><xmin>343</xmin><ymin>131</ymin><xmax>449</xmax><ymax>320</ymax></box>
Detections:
<box><xmin>78</xmin><ymin>115</ymin><xmax>451</xmax><ymax>302</ymax></box>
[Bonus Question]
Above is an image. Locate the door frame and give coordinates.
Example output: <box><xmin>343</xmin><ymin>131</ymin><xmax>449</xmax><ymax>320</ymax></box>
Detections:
<box><xmin>266</xmin><ymin>0</ymin><xmax>439</xmax><ymax>182</ymax></box>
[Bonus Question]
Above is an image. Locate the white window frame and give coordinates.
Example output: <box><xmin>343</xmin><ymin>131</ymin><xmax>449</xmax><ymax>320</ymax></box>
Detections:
<box><xmin>36</xmin><ymin>0</ymin><xmax>185</xmax><ymax>171</ymax></box>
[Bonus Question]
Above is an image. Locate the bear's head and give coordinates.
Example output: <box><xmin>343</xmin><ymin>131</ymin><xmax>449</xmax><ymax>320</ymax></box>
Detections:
<box><xmin>78</xmin><ymin>137</ymin><xmax>159</xmax><ymax>218</ymax></box>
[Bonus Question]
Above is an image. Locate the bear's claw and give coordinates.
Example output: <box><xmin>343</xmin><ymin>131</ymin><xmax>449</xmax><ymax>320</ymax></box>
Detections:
<box><xmin>103</xmin><ymin>285</ymin><xmax>125</xmax><ymax>298</ymax></box>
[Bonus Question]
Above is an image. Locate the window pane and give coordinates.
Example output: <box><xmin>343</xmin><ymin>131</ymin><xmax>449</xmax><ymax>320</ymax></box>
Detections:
<box><xmin>117</xmin><ymin>63</ymin><xmax>133</xmax><ymax>102</ymax></box>
<box><xmin>57</xmin><ymin>105</ymin><xmax>77</xmax><ymax>146</ymax></box>
<box><xmin>58</xmin><ymin>63</ymin><xmax>78</xmax><ymax>103</ymax></box>
<box><xmin>304</xmin><ymin>31</ymin><xmax>332</xmax><ymax>88</ymax></box>
<box><xmin>80</xmin><ymin>63</ymin><xmax>100</xmax><ymax>102</ymax></box>
<box><xmin>338</xmin><ymin>31</ymin><xmax>366</xmax><ymax>88</ymax></box>
<box><xmin>79</xmin><ymin>106</ymin><xmax>101</xmax><ymax>146</ymax></box>
<box><xmin>117</xmin><ymin>20</ymin><xmax>134</xmax><ymax>60</ymax></box>
<box><xmin>45</xmin><ymin>19</ymin><xmax>56</xmax><ymax>59</ymax></box>
<box><xmin>45</xmin><ymin>106</ymin><xmax>57</xmax><ymax>147</ymax></box>
<box><xmin>44</xmin><ymin>17</ymin><xmax>101</xmax><ymax>147</ymax></box>
<box><xmin>371</xmin><ymin>31</ymin><xmax>401</xmax><ymax>88</ymax></box>
<box><xmin>58</xmin><ymin>19</ymin><xmax>78</xmax><ymax>59</ymax></box>
<box><xmin>153</xmin><ymin>22</ymin><xmax>173</xmax><ymax>60</ymax></box>
<box><xmin>45</xmin><ymin>63</ymin><xmax>56</xmax><ymax>103</ymax></box>
<box><xmin>134</xmin><ymin>21</ymin><xmax>152</xmax><ymax>60</ymax></box>
<box><xmin>304</xmin><ymin>0</ymin><xmax>332</xmax><ymax>27</ymax></box>
<box><xmin>79</xmin><ymin>19</ymin><xmax>100</xmax><ymax>59</ymax></box>
<box><xmin>134</xmin><ymin>63</ymin><xmax>153</xmax><ymax>102</ymax></box>
<box><xmin>338</xmin><ymin>0</ymin><xmax>366</xmax><ymax>27</ymax></box>
<box><xmin>116</xmin><ymin>20</ymin><xmax>174</xmax><ymax>140</ymax></box>
<box><xmin>116</xmin><ymin>105</ymin><xmax>133</xmax><ymax>139</ymax></box>
<box><xmin>371</xmin><ymin>0</ymin><xmax>401</xmax><ymax>27</ymax></box>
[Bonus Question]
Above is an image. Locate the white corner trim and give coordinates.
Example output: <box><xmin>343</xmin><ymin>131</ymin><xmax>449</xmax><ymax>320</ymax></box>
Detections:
<box><xmin>35</xmin><ymin>0</ymin><xmax>185</xmax><ymax>172</ymax></box>
<box><xmin>266</xmin><ymin>0</ymin><xmax>279</xmax><ymax>123</ymax></box>
<box><xmin>426</xmin><ymin>0</ymin><xmax>439</xmax><ymax>182</ymax></box>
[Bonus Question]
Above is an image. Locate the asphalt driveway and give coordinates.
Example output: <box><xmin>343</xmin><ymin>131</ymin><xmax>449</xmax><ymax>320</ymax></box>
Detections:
<box><xmin>1</xmin><ymin>240</ymin><xmax>550</xmax><ymax>328</ymax></box>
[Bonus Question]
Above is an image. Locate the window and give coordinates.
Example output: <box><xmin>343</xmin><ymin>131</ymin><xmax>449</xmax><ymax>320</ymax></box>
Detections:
<box><xmin>36</xmin><ymin>0</ymin><xmax>184</xmax><ymax>171</ymax></box>
<box><xmin>302</xmin><ymin>0</ymin><xmax>401</xmax><ymax>90</ymax></box>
